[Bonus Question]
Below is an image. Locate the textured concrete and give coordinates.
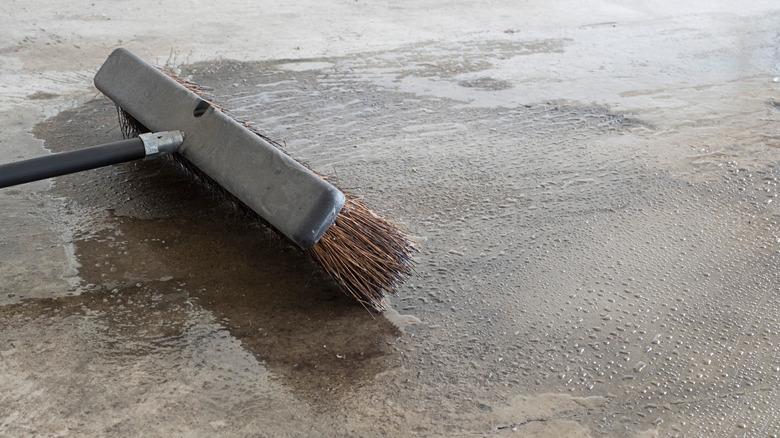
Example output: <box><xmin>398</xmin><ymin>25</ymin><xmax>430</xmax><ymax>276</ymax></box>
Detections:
<box><xmin>1</xmin><ymin>1</ymin><xmax>779</xmax><ymax>436</ymax></box>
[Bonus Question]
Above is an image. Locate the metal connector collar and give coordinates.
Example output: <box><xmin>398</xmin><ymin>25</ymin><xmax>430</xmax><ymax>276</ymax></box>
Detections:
<box><xmin>139</xmin><ymin>131</ymin><xmax>184</xmax><ymax>160</ymax></box>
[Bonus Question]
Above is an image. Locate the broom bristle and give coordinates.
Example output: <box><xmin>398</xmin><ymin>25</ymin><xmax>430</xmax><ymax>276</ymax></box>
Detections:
<box><xmin>307</xmin><ymin>197</ymin><xmax>416</xmax><ymax>308</ymax></box>
<box><xmin>114</xmin><ymin>70</ymin><xmax>416</xmax><ymax>310</ymax></box>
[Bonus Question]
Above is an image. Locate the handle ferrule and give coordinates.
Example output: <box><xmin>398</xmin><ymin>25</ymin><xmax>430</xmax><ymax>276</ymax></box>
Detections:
<box><xmin>140</xmin><ymin>131</ymin><xmax>184</xmax><ymax>160</ymax></box>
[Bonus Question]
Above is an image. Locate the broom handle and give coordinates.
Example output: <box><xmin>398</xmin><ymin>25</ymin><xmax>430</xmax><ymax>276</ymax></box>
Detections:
<box><xmin>0</xmin><ymin>131</ymin><xmax>183</xmax><ymax>189</ymax></box>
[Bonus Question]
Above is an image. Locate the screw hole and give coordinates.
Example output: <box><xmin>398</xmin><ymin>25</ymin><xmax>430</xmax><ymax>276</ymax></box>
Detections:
<box><xmin>193</xmin><ymin>100</ymin><xmax>210</xmax><ymax>118</ymax></box>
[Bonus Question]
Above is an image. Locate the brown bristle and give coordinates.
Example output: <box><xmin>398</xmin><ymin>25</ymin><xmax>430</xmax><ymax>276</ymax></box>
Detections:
<box><xmin>307</xmin><ymin>197</ymin><xmax>417</xmax><ymax>309</ymax></box>
<box><xmin>115</xmin><ymin>69</ymin><xmax>416</xmax><ymax>310</ymax></box>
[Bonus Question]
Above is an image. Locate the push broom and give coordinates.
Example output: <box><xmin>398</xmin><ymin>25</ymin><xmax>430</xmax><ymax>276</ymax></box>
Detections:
<box><xmin>0</xmin><ymin>48</ymin><xmax>415</xmax><ymax>309</ymax></box>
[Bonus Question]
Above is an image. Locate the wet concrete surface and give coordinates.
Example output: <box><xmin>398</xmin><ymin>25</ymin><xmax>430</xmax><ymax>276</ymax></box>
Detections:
<box><xmin>2</xmin><ymin>1</ymin><xmax>780</xmax><ymax>437</ymax></box>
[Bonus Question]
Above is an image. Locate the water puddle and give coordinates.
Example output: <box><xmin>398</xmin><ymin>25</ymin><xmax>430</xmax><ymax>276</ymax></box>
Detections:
<box><xmin>9</xmin><ymin>101</ymin><xmax>401</xmax><ymax>404</ymax></box>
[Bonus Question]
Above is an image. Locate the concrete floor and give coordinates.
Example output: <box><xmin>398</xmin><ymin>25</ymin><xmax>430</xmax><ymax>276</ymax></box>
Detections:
<box><xmin>1</xmin><ymin>1</ymin><xmax>779</xmax><ymax>436</ymax></box>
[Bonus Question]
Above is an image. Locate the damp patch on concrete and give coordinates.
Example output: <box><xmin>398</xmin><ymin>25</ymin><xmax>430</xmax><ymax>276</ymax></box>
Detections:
<box><xmin>2</xmin><ymin>9</ymin><xmax>780</xmax><ymax>436</ymax></box>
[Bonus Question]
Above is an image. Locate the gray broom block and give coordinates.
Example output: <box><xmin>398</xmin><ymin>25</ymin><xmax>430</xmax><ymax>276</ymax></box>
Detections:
<box><xmin>94</xmin><ymin>48</ymin><xmax>345</xmax><ymax>249</ymax></box>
